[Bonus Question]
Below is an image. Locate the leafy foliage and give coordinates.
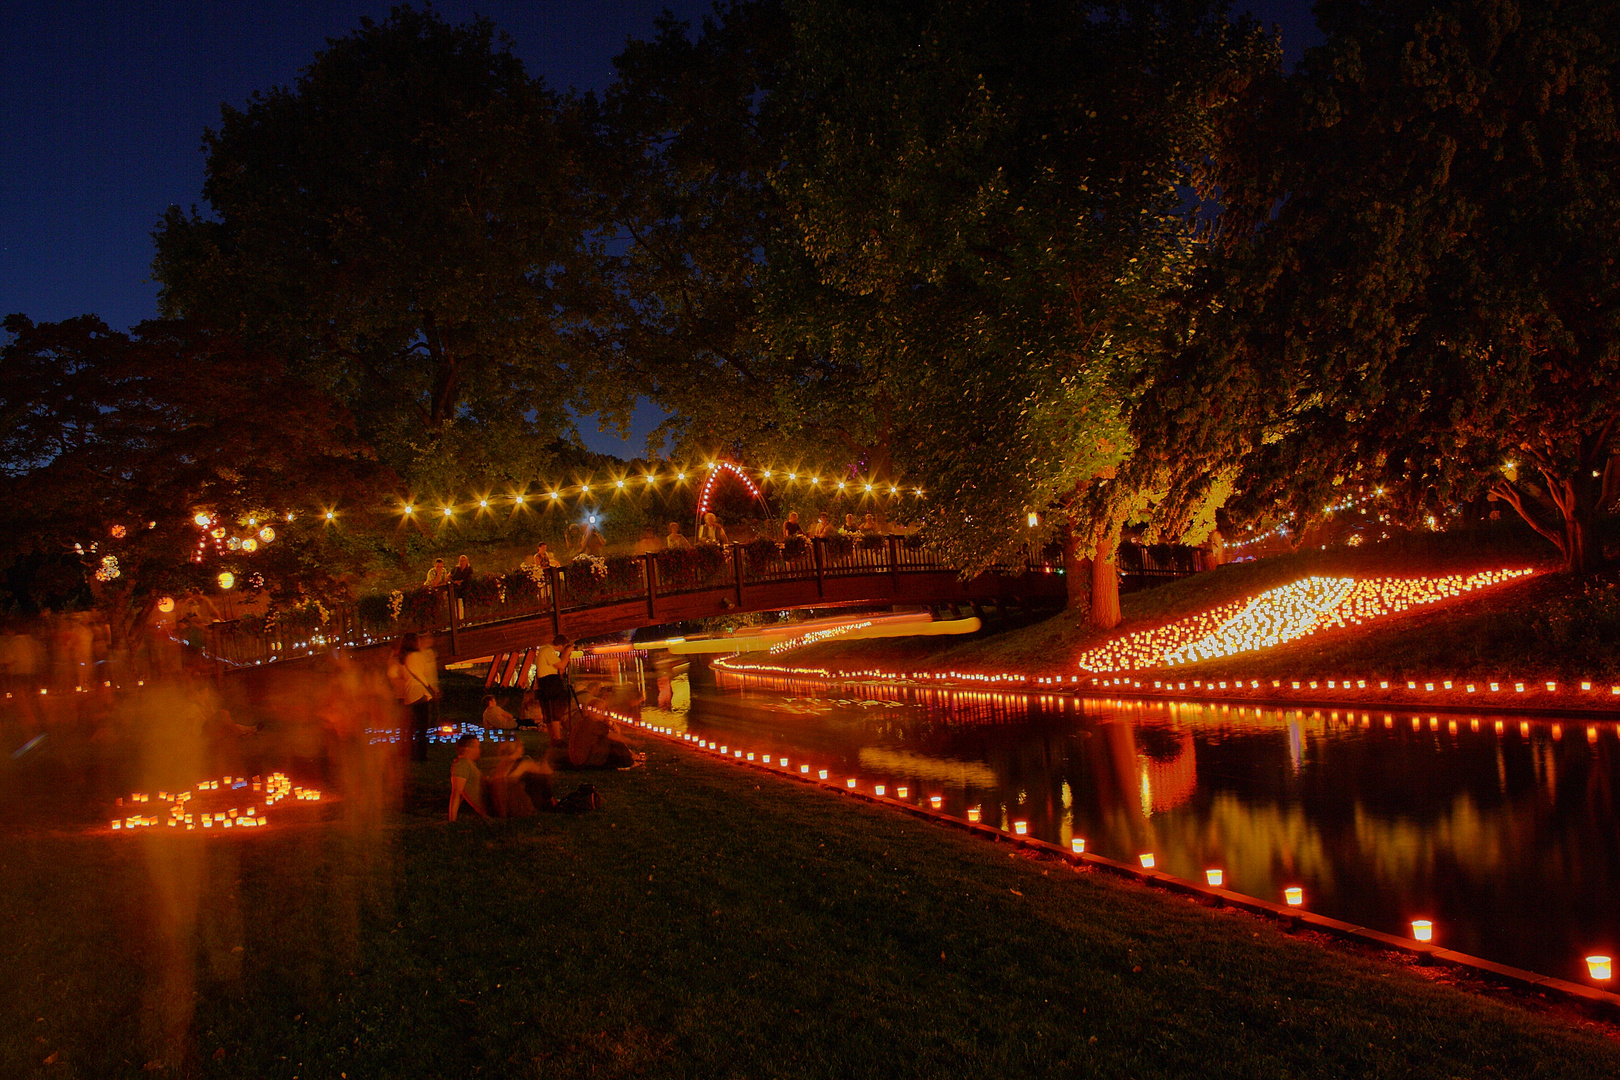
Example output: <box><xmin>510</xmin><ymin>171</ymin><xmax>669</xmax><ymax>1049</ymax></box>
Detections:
<box><xmin>152</xmin><ymin>7</ymin><xmax>587</xmax><ymax>488</ymax></box>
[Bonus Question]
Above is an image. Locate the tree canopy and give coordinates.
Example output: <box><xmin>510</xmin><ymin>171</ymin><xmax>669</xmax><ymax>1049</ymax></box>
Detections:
<box><xmin>152</xmin><ymin>6</ymin><xmax>587</xmax><ymax>489</ymax></box>
<box><xmin>1155</xmin><ymin>0</ymin><xmax>1620</xmax><ymax>572</ymax></box>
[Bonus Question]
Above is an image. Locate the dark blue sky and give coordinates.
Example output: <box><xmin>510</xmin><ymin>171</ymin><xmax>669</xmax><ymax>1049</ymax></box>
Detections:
<box><xmin>0</xmin><ymin>0</ymin><xmax>1318</xmax><ymax>454</ymax></box>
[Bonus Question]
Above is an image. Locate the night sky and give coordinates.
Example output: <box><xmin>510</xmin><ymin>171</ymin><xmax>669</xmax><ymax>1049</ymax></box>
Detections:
<box><xmin>0</xmin><ymin>0</ymin><xmax>1319</xmax><ymax>454</ymax></box>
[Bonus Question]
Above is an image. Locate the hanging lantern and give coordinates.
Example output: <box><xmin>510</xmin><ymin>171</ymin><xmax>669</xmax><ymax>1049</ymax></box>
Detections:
<box><xmin>156</xmin><ymin>596</ymin><xmax>175</xmax><ymax>613</ymax></box>
<box><xmin>194</xmin><ymin>512</ymin><xmax>212</xmax><ymax>527</ymax></box>
<box><xmin>259</xmin><ymin>527</ymin><xmax>275</xmax><ymax>543</ymax></box>
<box><xmin>227</xmin><ymin>537</ymin><xmax>241</xmax><ymax>551</ymax></box>
<box><xmin>211</xmin><ymin>527</ymin><xmax>227</xmax><ymax>539</ymax></box>
<box><xmin>242</xmin><ymin>538</ymin><xmax>257</xmax><ymax>553</ymax></box>
<box><xmin>218</xmin><ymin>572</ymin><xmax>235</xmax><ymax>591</ymax></box>
<box><xmin>109</xmin><ymin>524</ymin><xmax>126</xmax><ymax>538</ymax></box>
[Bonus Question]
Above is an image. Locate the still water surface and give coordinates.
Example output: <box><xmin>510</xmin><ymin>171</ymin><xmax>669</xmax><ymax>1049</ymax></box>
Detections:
<box><xmin>622</xmin><ymin>663</ymin><xmax>1619</xmax><ymax>984</ymax></box>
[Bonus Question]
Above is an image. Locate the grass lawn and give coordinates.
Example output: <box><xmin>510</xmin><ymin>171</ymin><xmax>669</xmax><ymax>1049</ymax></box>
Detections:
<box><xmin>4</xmin><ymin>704</ymin><xmax>1619</xmax><ymax>1079</ymax></box>
<box><xmin>789</xmin><ymin>522</ymin><xmax>1620</xmax><ymax>689</ymax></box>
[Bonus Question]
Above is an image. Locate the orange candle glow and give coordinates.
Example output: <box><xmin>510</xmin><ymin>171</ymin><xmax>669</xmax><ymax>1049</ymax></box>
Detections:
<box><xmin>1411</xmin><ymin>920</ymin><xmax>1433</xmax><ymax>942</ymax></box>
<box><xmin>967</xmin><ymin>807</ymin><xmax>981</xmax><ymax>823</ymax></box>
<box><xmin>1587</xmin><ymin>956</ymin><xmax>1613</xmax><ymax>981</ymax></box>
<box><xmin>1139</xmin><ymin>853</ymin><xmax>1155</xmax><ymax>868</ymax></box>
<box><xmin>896</xmin><ymin>786</ymin><xmax>909</xmax><ymax>799</ymax></box>
<box><xmin>874</xmin><ymin>785</ymin><xmax>886</xmax><ymax>796</ymax></box>
<box><xmin>846</xmin><ymin>778</ymin><xmax>857</xmax><ymax>789</ymax></box>
<box><xmin>1284</xmin><ymin>887</ymin><xmax>1304</xmax><ymax>906</ymax></box>
<box><xmin>929</xmin><ymin>795</ymin><xmax>942</xmax><ymax>809</ymax></box>
<box><xmin>1205</xmin><ymin>869</ymin><xmax>1223</xmax><ymax>887</ymax></box>
<box><xmin>1071</xmin><ymin>838</ymin><xmax>1085</xmax><ymax>854</ymax></box>
<box><xmin>1013</xmin><ymin>821</ymin><xmax>1028</xmax><ymax>835</ymax></box>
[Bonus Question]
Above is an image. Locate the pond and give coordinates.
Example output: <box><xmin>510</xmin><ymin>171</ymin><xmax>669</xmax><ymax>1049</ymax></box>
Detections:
<box><xmin>612</xmin><ymin>660</ymin><xmax>1619</xmax><ymax>986</ymax></box>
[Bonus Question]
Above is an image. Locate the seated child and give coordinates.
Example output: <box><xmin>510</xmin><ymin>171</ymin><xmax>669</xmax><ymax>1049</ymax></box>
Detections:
<box><xmin>481</xmin><ymin>694</ymin><xmax>517</xmax><ymax>731</ymax></box>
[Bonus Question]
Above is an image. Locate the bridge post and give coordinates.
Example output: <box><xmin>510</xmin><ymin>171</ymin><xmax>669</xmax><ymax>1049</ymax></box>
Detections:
<box><xmin>731</xmin><ymin>543</ymin><xmax>745</xmax><ymax>607</ymax></box>
<box><xmin>447</xmin><ymin>583</ymin><xmax>459</xmax><ymax>656</ymax></box>
<box><xmin>886</xmin><ymin>535</ymin><xmax>900</xmax><ymax>593</ymax></box>
<box><xmin>644</xmin><ymin>553</ymin><xmax>658</xmax><ymax>621</ymax></box>
<box><xmin>812</xmin><ymin>537</ymin><xmax>825</xmax><ymax>598</ymax></box>
<box><xmin>546</xmin><ymin>565</ymin><xmax>562</xmax><ymax>637</ymax></box>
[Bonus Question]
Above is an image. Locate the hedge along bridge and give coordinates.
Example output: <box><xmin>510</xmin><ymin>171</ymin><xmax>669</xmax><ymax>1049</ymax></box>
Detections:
<box><xmin>206</xmin><ymin>536</ymin><xmax>1071</xmax><ymax>669</ymax></box>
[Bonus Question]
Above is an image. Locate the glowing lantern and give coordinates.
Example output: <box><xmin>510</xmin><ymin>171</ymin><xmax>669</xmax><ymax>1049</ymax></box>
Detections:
<box><xmin>874</xmin><ymin>785</ymin><xmax>886</xmax><ymax>797</ymax></box>
<box><xmin>242</xmin><ymin>538</ymin><xmax>258</xmax><ymax>553</ymax></box>
<box><xmin>799</xmin><ymin>764</ymin><xmax>810</xmax><ymax>774</ymax></box>
<box><xmin>1411</xmin><ymin>920</ymin><xmax>1433</xmax><ymax>942</ymax></box>
<box><xmin>1138</xmin><ymin>854</ymin><xmax>1155</xmax><ymax>868</ymax></box>
<box><xmin>1206</xmin><ymin>869</ymin><xmax>1223</xmax><ymax>887</ymax></box>
<box><xmin>1284</xmin><ymin>887</ymin><xmax>1304</xmax><ymax>906</ymax></box>
<box><xmin>967</xmin><ymin>806</ymin><xmax>981</xmax><ymax>822</ymax></box>
<box><xmin>896</xmin><ymin>786</ymin><xmax>909</xmax><ymax>799</ymax></box>
<box><xmin>817</xmin><ymin>769</ymin><xmax>828</xmax><ymax>780</ymax></box>
<box><xmin>157</xmin><ymin>596</ymin><xmax>175</xmax><ymax>613</ymax></box>
<box><xmin>1071</xmin><ymin>838</ymin><xmax>1086</xmax><ymax>855</ymax></box>
<box><xmin>194</xmin><ymin>512</ymin><xmax>212</xmax><ymax>527</ymax></box>
<box><xmin>846</xmin><ymin>779</ymin><xmax>857</xmax><ymax>789</ymax></box>
<box><xmin>211</xmin><ymin>527</ymin><xmax>227</xmax><ymax>539</ymax></box>
<box><xmin>1013</xmin><ymin>821</ymin><xmax>1028</xmax><ymax>835</ymax></box>
<box><xmin>1587</xmin><ymin>956</ymin><xmax>1613</xmax><ymax>981</ymax></box>
<box><xmin>218</xmin><ymin>572</ymin><xmax>235</xmax><ymax>590</ymax></box>
<box><xmin>929</xmin><ymin>795</ymin><xmax>942</xmax><ymax>809</ymax></box>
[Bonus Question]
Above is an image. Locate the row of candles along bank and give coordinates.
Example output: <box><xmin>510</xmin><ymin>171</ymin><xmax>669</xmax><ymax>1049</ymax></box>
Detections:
<box><xmin>108</xmin><ymin>772</ymin><xmax>323</xmax><ymax>832</ymax></box>
<box><xmin>711</xmin><ymin>653</ymin><xmax>1620</xmax><ymax>708</ymax></box>
<box><xmin>602</xmin><ymin>710</ymin><xmax>1617</xmax><ymax>987</ymax></box>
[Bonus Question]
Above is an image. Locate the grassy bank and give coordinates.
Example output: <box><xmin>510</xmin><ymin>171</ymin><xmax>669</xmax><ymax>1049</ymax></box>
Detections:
<box><xmin>4</xmin><ymin>705</ymin><xmax>1619</xmax><ymax>1078</ymax></box>
<box><xmin>785</xmin><ymin>524</ymin><xmax>1620</xmax><ymax>691</ymax></box>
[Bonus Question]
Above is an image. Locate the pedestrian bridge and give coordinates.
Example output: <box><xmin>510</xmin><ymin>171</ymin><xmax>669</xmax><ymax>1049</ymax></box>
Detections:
<box><xmin>207</xmin><ymin>537</ymin><xmax>1069</xmax><ymax>669</ymax></box>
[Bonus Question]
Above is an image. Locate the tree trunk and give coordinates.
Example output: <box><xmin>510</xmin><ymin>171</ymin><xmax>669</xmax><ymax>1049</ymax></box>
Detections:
<box><xmin>1494</xmin><ymin>457</ymin><xmax>1612</xmax><ymax>574</ymax></box>
<box><xmin>1090</xmin><ymin>528</ymin><xmax>1122</xmax><ymax>630</ymax></box>
<box><xmin>1061</xmin><ymin>523</ymin><xmax>1088</xmax><ymax>610</ymax></box>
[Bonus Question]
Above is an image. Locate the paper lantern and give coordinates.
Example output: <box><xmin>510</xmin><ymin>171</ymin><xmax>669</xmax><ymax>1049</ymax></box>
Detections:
<box><xmin>874</xmin><ymin>785</ymin><xmax>886</xmax><ymax>797</ymax></box>
<box><xmin>966</xmin><ymin>807</ymin><xmax>981</xmax><ymax>823</ymax></box>
<box><xmin>1205</xmin><ymin>869</ymin><xmax>1223</xmax><ymax>887</ymax></box>
<box><xmin>929</xmin><ymin>795</ymin><xmax>942</xmax><ymax>809</ymax></box>
<box><xmin>1013</xmin><ymin>821</ymin><xmax>1028</xmax><ymax>835</ymax></box>
<box><xmin>1411</xmin><ymin>920</ymin><xmax>1433</xmax><ymax>942</ymax></box>
<box><xmin>1587</xmin><ymin>956</ymin><xmax>1612</xmax><ymax>981</ymax></box>
<box><xmin>1138</xmin><ymin>853</ymin><xmax>1155</xmax><ymax>868</ymax></box>
<box><xmin>896</xmin><ymin>786</ymin><xmax>909</xmax><ymax>799</ymax></box>
<box><xmin>846</xmin><ymin>779</ymin><xmax>857</xmax><ymax>789</ymax></box>
<box><xmin>1071</xmin><ymin>838</ymin><xmax>1086</xmax><ymax>854</ymax></box>
<box><xmin>218</xmin><ymin>572</ymin><xmax>235</xmax><ymax>590</ymax></box>
<box><xmin>1284</xmin><ymin>887</ymin><xmax>1303</xmax><ymax>906</ymax></box>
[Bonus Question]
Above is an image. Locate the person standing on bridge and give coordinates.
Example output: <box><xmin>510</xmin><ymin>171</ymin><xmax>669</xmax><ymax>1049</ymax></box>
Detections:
<box><xmin>697</xmin><ymin>512</ymin><xmax>728</xmax><ymax>546</ymax></box>
<box><xmin>424</xmin><ymin>558</ymin><xmax>448</xmax><ymax>588</ymax></box>
<box><xmin>783</xmin><ymin>512</ymin><xmax>802</xmax><ymax>540</ymax></box>
<box><xmin>664</xmin><ymin>522</ymin><xmax>689</xmax><ymax>549</ymax></box>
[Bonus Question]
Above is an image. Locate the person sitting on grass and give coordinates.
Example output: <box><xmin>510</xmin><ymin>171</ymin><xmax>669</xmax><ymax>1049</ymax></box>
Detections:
<box><xmin>481</xmin><ymin>693</ymin><xmax>516</xmax><ymax>732</ymax></box>
<box><xmin>448</xmin><ymin>734</ymin><xmax>490</xmax><ymax>822</ymax></box>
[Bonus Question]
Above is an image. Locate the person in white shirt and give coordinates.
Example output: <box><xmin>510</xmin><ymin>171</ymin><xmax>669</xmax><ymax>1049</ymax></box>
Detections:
<box><xmin>533</xmin><ymin>635</ymin><xmax>574</xmax><ymax>747</ymax></box>
<box><xmin>397</xmin><ymin>632</ymin><xmax>440</xmax><ymax>761</ymax></box>
<box><xmin>697</xmin><ymin>512</ymin><xmax>728</xmax><ymax>545</ymax></box>
<box><xmin>663</xmin><ymin>522</ymin><xmax>689</xmax><ymax>549</ymax></box>
<box><xmin>481</xmin><ymin>694</ymin><xmax>516</xmax><ymax>731</ymax></box>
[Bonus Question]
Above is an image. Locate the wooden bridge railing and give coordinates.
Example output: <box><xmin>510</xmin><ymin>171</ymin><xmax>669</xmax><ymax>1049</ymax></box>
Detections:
<box><xmin>205</xmin><ymin>536</ymin><xmax>1047</xmax><ymax>669</ymax></box>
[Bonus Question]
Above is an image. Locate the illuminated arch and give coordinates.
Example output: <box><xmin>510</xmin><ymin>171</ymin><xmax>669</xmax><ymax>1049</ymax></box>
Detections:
<box><xmin>696</xmin><ymin>461</ymin><xmax>766</xmax><ymax>522</ymax></box>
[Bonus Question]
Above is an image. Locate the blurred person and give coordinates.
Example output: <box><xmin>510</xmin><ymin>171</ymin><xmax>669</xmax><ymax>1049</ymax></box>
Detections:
<box><xmin>533</xmin><ymin>635</ymin><xmax>575</xmax><ymax>747</ymax></box>
<box><xmin>663</xmin><ymin>522</ymin><xmax>689</xmax><ymax>549</ymax></box>
<box><xmin>840</xmin><ymin>513</ymin><xmax>860</xmax><ymax>537</ymax></box>
<box><xmin>783</xmin><ymin>512</ymin><xmax>802</xmax><ymax>539</ymax></box>
<box><xmin>488</xmin><ymin>738</ymin><xmax>554</xmax><ymax>816</ymax></box>
<box><xmin>450</xmin><ymin>555</ymin><xmax>473</xmax><ymax>619</ymax></box>
<box><xmin>524</xmin><ymin>541</ymin><xmax>559</xmax><ymax>569</ymax></box>
<box><xmin>423</xmin><ymin>558</ymin><xmax>448</xmax><ymax>588</ymax></box>
<box><xmin>633</xmin><ymin>525</ymin><xmax>662</xmax><ymax>555</ymax></box>
<box><xmin>808</xmin><ymin>512</ymin><xmax>832</xmax><ymax>538</ymax></box>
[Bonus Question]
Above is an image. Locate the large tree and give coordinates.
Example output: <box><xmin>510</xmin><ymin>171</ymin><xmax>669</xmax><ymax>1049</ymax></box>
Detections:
<box><xmin>152</xmin><ymin>6</ymin><xmax>586</xmax><ymax>488</ymax></box>
<box><xmin>756</xmin><ymin>0</ymin><xmax>1271</xmax><ymax>625</ymax></box>
<box><xmin>1169</xmin><ymin>0</ymin><xmax>1620</xmax><ymax>572</ymax></box>
<box><xmin>0</xmin><ymin>315</ymin><xmax>381</xmax><ymax>635</ymax></box>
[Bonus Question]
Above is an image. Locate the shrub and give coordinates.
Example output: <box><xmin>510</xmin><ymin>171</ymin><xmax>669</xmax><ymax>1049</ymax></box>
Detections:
<box><xmin>821</xmin><ymin>532</ymin><xmax>853</xmax><ymax>559</ymax></box>
<box><xmin>356</xmin><ymin>592</ymin><xmax>394</xmax><ymax>626</ymax></box>
<box><xmin>745</xmin><ymin>537</ymin><xmax>782</xmax><ymax>568</ymax></box>
<box><xmin>782</xmin><ymin>534</ymin><xmax>809</xmax><ymax>560</ymax></box>
<box><xmin>656</xmin><ymin>544</ymin><xmax>728</xmax><ymax>590</ymax></box>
